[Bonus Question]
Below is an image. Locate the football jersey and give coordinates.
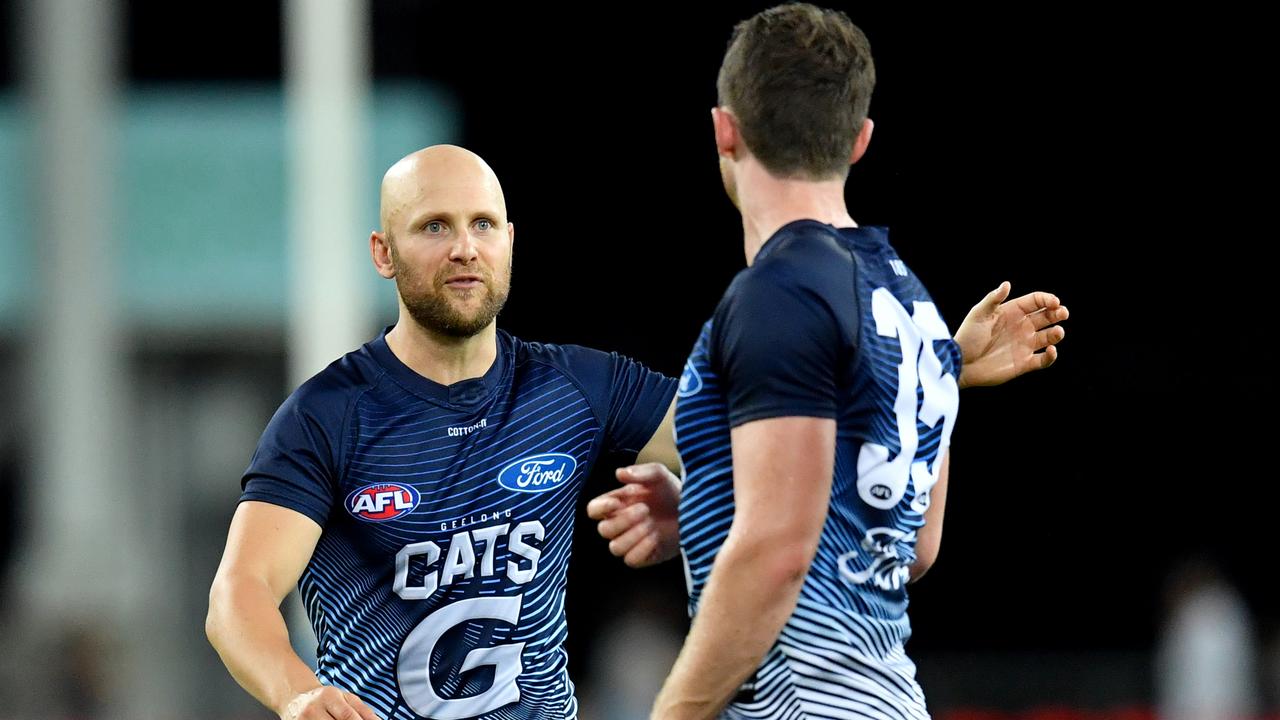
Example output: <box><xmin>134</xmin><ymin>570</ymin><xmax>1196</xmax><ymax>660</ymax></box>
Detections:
<box><xmin>242</xmin><ymin>327</ymin><xmax>676</xmax><ymax>719</ymax></box>
<box><xmin>676</xmin><ymin>221</ymin><xmax>961</xmax><ymax>719</ymax></box>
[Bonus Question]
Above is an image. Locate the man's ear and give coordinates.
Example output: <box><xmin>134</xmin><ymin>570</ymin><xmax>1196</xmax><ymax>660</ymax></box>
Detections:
<box><xmin>371</xmin><ymin>231</ymin><xmax>396</xmax><ymax>279</ymax></box>
<box><xmin>712</xmin><ymin>106</ymin><xmax>740</xmax><ymax>159</ymax></box>
<box><xmin>850</xmin><ymin>117</ymin><xmax>874</xmax><ymax>165</ymax></box>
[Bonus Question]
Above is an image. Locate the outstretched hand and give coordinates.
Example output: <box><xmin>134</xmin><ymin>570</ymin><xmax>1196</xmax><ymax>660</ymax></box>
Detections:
<box><xmin>954</xmin><ymin>281</ymin><xmax>1069</xmax><ymax>388</ymax></box>
<box><xmin>586</xmin><ymin>463</ymin><xmax>682</xmax><ymax>568</ymax></box>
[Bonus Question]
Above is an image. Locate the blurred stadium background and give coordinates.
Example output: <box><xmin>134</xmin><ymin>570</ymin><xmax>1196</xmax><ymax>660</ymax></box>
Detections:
<box><xmin>0</xmin><ymin>1</ymin><xmax>1272</xmax><ymax>718</ymax></box>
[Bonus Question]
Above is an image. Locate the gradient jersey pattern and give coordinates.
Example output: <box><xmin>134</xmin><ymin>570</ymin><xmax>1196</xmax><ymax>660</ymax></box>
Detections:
<box><xmin>241</xmin><ymin>328</ymin><xmax>675</xmax><ymax>720</ymax></box>
<box><xmin>675</xmin><ymin>221</ymin><xmax>962</xmax><ymax>719</ymax></box>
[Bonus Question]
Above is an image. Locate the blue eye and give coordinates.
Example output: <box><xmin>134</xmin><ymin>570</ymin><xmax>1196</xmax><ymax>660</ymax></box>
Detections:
<box><xmin>476</xmin><ymin>219</ymin><xmax>493</xmax><ymax>232</ymax></box>
<box><xmin>426</xmin><ymin>221</ymin><xmax>444</xmax><ymax>233</ymax></box>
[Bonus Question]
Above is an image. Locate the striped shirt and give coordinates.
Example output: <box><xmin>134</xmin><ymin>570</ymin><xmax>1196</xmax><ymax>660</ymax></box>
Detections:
<box><xmin>242</xmin><ymin>327</ymin><xmax>676</xmax><ymax>719</ymax></box>
<box><xmin>676</xmin><ymin>221</ymin><xmax>961</xmax><ymax>719</ymax></box>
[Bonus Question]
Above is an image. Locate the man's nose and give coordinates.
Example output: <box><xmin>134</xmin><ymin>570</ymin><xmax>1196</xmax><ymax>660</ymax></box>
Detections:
<box><xmin>449</xmin><ymin>230</ymin><xmax>479</xmax><ymax>262</ymax></box>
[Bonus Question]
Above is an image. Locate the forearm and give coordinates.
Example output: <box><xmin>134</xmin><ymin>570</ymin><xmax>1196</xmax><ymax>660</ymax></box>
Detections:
<box><xmin>652</xmin><ymin>534</ymin><xmax>809</xmax><ymax>719</ymax></box>
<box><xmin>908</xmin><ymin>450</ymin><xmax>949</xmax><ymax>583</ymax></box>
<box><xmin>206</xmin><ymin>574</ymin><xmax>320</xmax><ymax>715</ymax></box>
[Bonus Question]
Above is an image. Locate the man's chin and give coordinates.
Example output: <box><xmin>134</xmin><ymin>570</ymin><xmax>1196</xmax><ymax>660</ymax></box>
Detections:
<box><xmin>429</xmin><ymin>317</ymin><xmax>492</xmax><ymax>338</ymax></box>
<box><xmin>441</xmin><ymin>302</ymin><xmax>503</xmax><ymax>337</ymax></box>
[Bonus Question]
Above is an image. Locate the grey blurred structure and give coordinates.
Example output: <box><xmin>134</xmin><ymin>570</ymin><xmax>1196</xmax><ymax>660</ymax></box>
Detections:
<box><xmin>11</xmin><ymin>0</ymin><xmax>141</xmax><ymax>716</ymax></box>
<box><xmin>578</xmin><ymin>589</ymin><xmax>684</xmax><ymax>720</ymax></box>
<box><xmin>1156</xmin><ymin>556</ymin><xmax>1261</xmax><ymax>720</ymax></box>
<box><xmin>0</xmin><ymin>0</ymin><xmax>453</xmax><ymax>716</ymax></box>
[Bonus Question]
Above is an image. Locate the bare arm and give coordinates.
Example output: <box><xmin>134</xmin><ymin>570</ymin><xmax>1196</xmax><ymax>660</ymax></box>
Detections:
<box><xmin>206</xmin><ymin>501</ymin><xmax>378</xmax><ymax>720</ymax></box>
<box><xmin>910</xmin><ymin>449</ymin><xmax>949</xmax><ymax>582</ymax></box>
<box><xmin>635</xmin><ymin>397</ymin><xmax>681</xmax><ymax>473</ymax></box>
<box><xmin>650</xmin><ymin>416</ymin><xmax>834</xmax><ymax>719</ymax></box>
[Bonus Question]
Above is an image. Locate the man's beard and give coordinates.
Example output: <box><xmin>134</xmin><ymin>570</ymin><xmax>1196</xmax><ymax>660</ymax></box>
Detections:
<box><xmin>393</xmin><ymin>253</ymin><xmax>511</xmax><ymax>338</ymax></box>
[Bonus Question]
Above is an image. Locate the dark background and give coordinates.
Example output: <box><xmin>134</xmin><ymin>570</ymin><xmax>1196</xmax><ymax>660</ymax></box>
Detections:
<box><xmin>2</xmin><ymin>0</ymin><xmax>1272</xmax><ymax>698</ymax></box>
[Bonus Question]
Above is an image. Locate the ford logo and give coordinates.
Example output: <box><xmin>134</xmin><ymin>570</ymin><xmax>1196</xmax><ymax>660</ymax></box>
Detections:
<box><xmin>678</xmin><ymin>360</ymin><xmax>703</xmax><ymax>397</ymax></box>
<box><xmin>497</xmin><ymin>453</ymin><xmax>577</xmax><ymax>494</ymax></box>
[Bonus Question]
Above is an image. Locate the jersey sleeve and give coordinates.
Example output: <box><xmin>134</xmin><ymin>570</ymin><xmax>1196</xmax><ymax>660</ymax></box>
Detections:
<box><xmin>712</xmin><ymin>264</ymin><xmax>845</xmax><ymax>428</ymax></box>
<box><xmin>553</xmin><ymin>345</ymin><xmax>678</xmax><ymax>457</ymax></box>
<box><xmin>239</xmin><ymin>389</ymin><xmax>347</xmax><ymax>526</ymax></box>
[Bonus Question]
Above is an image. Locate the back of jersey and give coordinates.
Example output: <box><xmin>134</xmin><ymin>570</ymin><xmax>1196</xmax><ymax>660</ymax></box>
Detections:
<box><xmin>821</xmin><ymin>223</ymin><xmax>960</xmax><ymax>622</ymax></box>
<box><xmin>675</xmin><ymin>220</ymin><xmax>960</xmax><ymax>719</ymax></box>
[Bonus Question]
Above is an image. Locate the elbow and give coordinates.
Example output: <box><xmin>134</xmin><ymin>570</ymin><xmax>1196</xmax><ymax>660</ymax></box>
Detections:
<box><xmin>908</xmin><ymin>557</ymin><xmax>933</xmax><ymax>583</ymax></box>
<box><xmin>205</xmin><ymin>574</ymin><xmax>234</xmax><ymax>649</ymax></box>
<box><xmin>727</xmin><ymin>533</ymin><xmax>815</xmax><ymax>593</ymax></box>
<box><xmin>908</xmin><ymin>543</ymin><xmax>939</xmax><ymax>584</ymax></box>
<box><xmin>766</xmin><ymin>548</ymin><xmax>813</xmax><ymax>592</ymax></box>
<box><xmin>205</xmin><ymin>582</ymin><xmax>223</xmax><ymax>648</ymax></box>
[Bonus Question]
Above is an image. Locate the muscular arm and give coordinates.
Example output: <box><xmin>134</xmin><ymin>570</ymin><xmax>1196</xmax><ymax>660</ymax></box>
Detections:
<box><xmin>651</xmin><ymin>416</ymin><xmax>834</xmax><ymax>719</ymax></box>
<box><xmin>205</xmin><ymin>501</ymin><xmax>329</xmax><ymax>715</ymax></box>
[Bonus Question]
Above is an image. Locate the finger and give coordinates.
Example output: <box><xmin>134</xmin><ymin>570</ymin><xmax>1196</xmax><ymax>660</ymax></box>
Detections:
<box><xmin>586</xmin><ymin>497</ymin><xmax>618</xmax><ymax>520</ymax></box>
<box><xmin>345</xmin><ymin>693</ymin><xmax>382</xmax><ymax>720</ymax></box>
<box><xmin>326</xmin><ymin>701</ymin><xmax>358</xmax><ymax>720</ymax></box>
<box><xmin>624</xmin><ymin>534</ymin><xmax>661</xmax><ymax>568</ymax></box>
<box><xmin>587</xmin><ymin>488</ymin><xmax>629</xmax><ymax>519</ymax></box>
<box><xmin>597</xmin><ymin>503</ymin><xmax>649</xmax><ymax>540</ymax></box>
<box><xmin>1033</xmin><ymin>325</ymin><xmax>1066</xmax><ymax>350</ymax></box>
<box><xmin>617</xmin><ymin>462</ymin><xmax>671</xmax><ymax>485</ymax></box>
<box><xmin>1028</xmin><ymin>303</ymin><xmax>1069</xmax><ymax>330</ymax></box>
<box><xmin>609</xmin><ymin>516</ymin><xmax>654</xmax><ymax>558</ymax></box>
<box><xmin>588</xmin><ymin>481</ymin><xmax>649</xmax><ymax>519</ymax></box>
<box><xmin>1035</xmin><ymin>344</ymin><xmax>1059</xmax><ymax>369</ymax></box>
<box><xmin>1010</xmin><ymin>290</ymin><xmax>1060</xmax><ymax>315</ymax></box>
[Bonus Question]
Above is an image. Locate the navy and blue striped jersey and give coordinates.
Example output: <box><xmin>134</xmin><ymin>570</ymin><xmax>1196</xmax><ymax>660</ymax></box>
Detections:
<box><xmin>676</xmin><ymin>221</ymin><xmax>961</xmax><ymax>719</ymax></box>
<box><xmin>241</xmin><ymin>328</ymin><xmax>676</xmax><ymax>720</ymax></box>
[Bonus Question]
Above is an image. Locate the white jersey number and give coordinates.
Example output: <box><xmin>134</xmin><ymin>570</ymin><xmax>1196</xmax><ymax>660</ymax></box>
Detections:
<box><xmin>856</xmin><ymin>288</ymin><xmax>958</xmax><ymax>511</ymax></box>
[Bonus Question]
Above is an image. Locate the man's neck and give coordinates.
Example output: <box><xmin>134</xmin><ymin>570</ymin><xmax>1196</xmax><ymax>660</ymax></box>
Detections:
<box><xmin>735</xmin><ymin>160</ymin><xmax>856</xmax><ymax>266</ymax></box>
<box><xmin>385</xmin><ymin>316</ymin><xmax>498</xmax><ymax>386</ymax></box>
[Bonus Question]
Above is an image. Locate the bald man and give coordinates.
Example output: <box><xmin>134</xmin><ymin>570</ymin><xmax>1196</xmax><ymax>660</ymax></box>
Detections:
<box><xmin>206</xmin><ymin>145</ymin><xmax>681</xmax><ymax>720</ymax></box>
<box><xmin>206</xmin><ymin>145</ymin><xmax>1064</xmax><ymax>720</ymax></box>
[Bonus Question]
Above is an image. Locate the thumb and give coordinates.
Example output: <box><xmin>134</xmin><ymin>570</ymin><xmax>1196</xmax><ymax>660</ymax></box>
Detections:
<box><xmin>981</xmin><ymin>281</ymin><xmax>1011</xmax><ymax>312</ymax></box>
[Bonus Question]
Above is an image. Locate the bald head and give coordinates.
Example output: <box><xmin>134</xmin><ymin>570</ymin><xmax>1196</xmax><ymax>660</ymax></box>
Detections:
<box><xmin>379</xmin><ymin>144</ymin><xmax>508</xmax><ymax>238</ymax></box>
<box><xmin>370</xmin><ymin>144</ymin><xmax>515</xmax><ymax>341</ymax></box>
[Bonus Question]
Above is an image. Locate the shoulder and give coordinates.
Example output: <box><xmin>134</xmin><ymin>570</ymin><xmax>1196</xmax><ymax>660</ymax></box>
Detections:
<box><xmin>284</xmin><ymin>343</ymin><xmax>386</xmax><ymax>424</ymax></box>
<box><xmin>735</xmin><ymin>221</ymin><xmax>857</xmax><ymax>299</ymax></box>
<box><xmin>508</xmin><ymin>333</ymin><xmax>618</xmax><ymax>379</ymax></box>
<box><xmin>717</xmin><ymin>224</ymin><xmax>852</xmax><ymax>322</ymax></box>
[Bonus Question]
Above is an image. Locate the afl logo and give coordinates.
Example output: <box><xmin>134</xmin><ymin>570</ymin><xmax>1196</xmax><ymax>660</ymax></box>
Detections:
<box><xmin>678</xmin><ymin>360</ymin><xmax>703</xmax><ymax>397</ymax></box>
<box><xmin>345</xmin><ymin>482</ymin><xmax>420</xmax><ymax>522</ymax></box>
<box><xmin>497</xmin><ymin>453</ymin><xmax>577</xmax><ymax>493</ymax></box>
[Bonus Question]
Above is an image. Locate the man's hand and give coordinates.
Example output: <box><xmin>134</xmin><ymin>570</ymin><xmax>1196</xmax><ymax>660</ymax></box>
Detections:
<box><xmin>954</xmin><ymin>281</ymin><xmax>1069</xmax><ymax>389</ymax></box>
<box><xmin>280</xmin><ymin>687</ymin><xmax>381</xmax><ymax>720</ymax></box>
<box><xmin>586</xmin><ymin>462</ymin><xmax>682</xmax><ymax>568</ymax></box>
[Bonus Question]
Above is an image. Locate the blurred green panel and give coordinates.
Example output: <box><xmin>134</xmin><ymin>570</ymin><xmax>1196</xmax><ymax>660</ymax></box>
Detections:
<box><xmin>0</xmin><ymin>83</ymin><xmax>459</xmax><ymax>331</ymax></box>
